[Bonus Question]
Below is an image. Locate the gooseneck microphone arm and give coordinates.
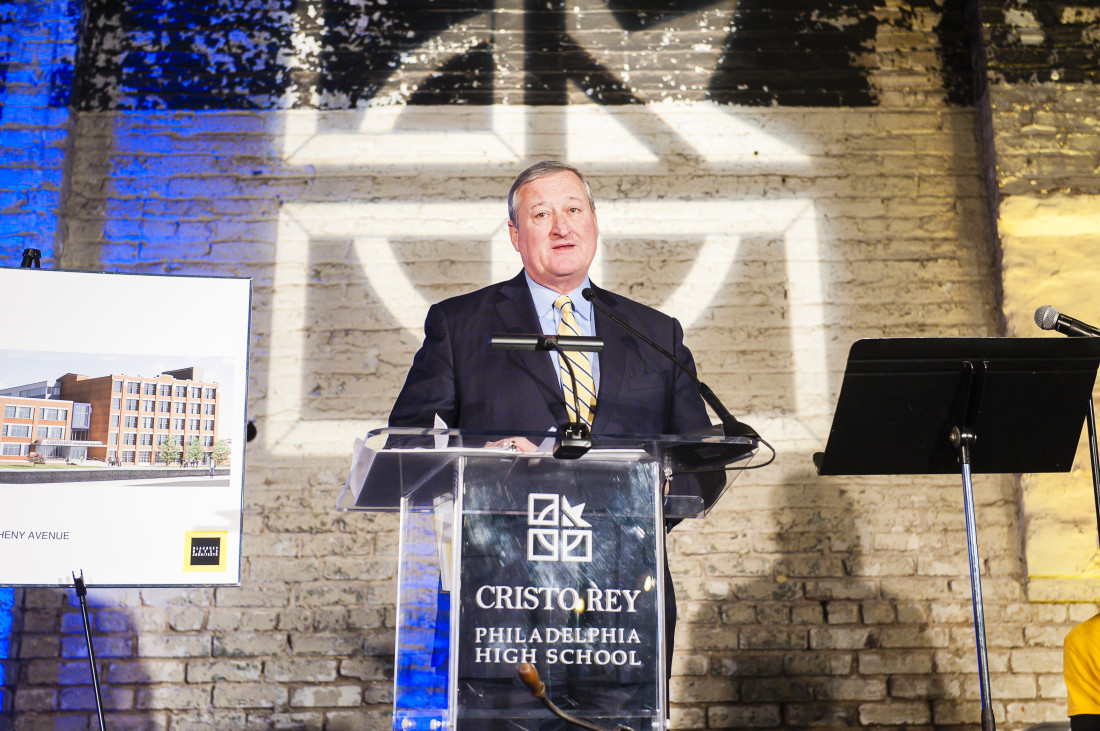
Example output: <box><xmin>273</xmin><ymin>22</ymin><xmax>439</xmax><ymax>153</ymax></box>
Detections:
<box><xmin>550</xmin><ymin>341</ymin><xmax>583</xmax><ymax>426</ymax></box>
<box><xmin>517</xmin><ymin>663</ymin><xmax>634</xmax><ymax>731</ymax></box>
<box><xmin>488</xmin><ymin>333</ymin><xmax>597</xmax><ymax>458</ymax></box>
<box><xmin>534</xmin><ymin>340</ymin><xmax>593</xmax><ymax>458</ymax></box>
<box><xmin>488</xmin><ymin>333</ymin><xmax>600</xmax><ymax>420</ymax></box>
<box><xmin>582</xmin><ymin>288</ymin><xmax>759</xmax><ymax>441</ymax></box>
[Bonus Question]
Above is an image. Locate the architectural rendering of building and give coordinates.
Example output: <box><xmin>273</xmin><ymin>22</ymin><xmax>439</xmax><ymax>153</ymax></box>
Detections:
<box><xmin>56</xmin><ymin>367</ymin><xmax>222</xmax><ymax>466</ymax></box>
<box><xmin>0</xmin><ymin>395</ymin><xmax>94</xmax><ymax>464</ymax></box>
<box><xmin>0</xmin><ymin>381</ymin><xmax>60</xmax><ymax>400</ymax></box>
<box><xmin>0</xmin><ymin>367</ymin><xmax>223</xmax><ymax>466</ymax></box>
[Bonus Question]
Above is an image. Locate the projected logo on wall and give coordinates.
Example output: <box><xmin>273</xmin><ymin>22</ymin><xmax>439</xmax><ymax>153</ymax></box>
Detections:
<box><xmin>268</xmin><ymin>2</ymin><xmax>841</xmax><ymax>455</ymax></box>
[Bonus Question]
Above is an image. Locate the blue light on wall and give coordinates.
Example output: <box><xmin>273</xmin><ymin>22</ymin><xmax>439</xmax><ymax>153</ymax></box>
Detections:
<box><xmin>0</xmin><ymin>0</ymin><xmax>78</xmax><ymax>696</ymax></box>
<box><xmin>0</xmin><ymin>587</ymin><xmax>11</xmax><ymax>686</ymax></box>
<box><xmin>0</xmin><ymin>0</ymin><xmax>78</xmax><ymax>265</ymax></box>
<box><xmin>95</xmin><ymin>109</ymin><xmax>275</xmax><ymax>274</ymax></box>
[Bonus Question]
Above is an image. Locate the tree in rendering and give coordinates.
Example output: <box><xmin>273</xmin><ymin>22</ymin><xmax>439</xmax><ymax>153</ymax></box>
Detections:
<box><xmin>186</xmin><ymin>437</ymin><xmax>203</xmax><ymax>465</ymax></box>
<box><xmin>211</xmin><ymin>439</ymin><xmax>230</xmax><ymax>465</ymax></box>
<box><xmin>159</xmin><ymin>436</ymin><xmax>181</xmax><ymax>465</ymax></box>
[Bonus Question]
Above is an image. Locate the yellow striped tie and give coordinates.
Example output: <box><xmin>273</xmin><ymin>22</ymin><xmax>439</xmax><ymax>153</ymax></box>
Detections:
<box><xmin>554</xmin><ymin>296</ymin><xmax>597</xmax><ymax>426</ymax></box>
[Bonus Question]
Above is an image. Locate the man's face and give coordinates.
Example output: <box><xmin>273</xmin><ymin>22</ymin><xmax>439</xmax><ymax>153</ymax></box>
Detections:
<box><xmin>508</xmin><ymin>170</ymin><xmax>599</xmax><ymax>294</ymax></box>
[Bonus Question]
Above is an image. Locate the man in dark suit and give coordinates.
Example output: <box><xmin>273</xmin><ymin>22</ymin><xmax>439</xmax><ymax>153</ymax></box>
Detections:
<box><xmin>388</xmin><ymin>161</ymin><xmax>713</xmax><ymax>721</ymax></box>
<box><xmin>389</xmin><ymin>160</ymin><xmax>711</xmax><ymax>440</ymax></box>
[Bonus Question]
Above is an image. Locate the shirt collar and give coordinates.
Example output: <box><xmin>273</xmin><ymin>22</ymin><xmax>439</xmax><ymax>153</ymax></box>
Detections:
<box><xmin>524</xmin><ymin>272</ymin><xmax>594</xmax><ymax>323</ymax></box>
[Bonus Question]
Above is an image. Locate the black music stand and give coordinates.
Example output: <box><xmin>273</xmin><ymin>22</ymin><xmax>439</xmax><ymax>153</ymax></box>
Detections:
<box><xmin>814</xmin><ymin>337</ymin><xmax>1100</xmax><ymax>731</ymax></box>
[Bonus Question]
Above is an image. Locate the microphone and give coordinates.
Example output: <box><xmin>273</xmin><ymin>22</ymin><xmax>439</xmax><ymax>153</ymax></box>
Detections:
<box><xmin>1034</xmin><ymin>305</ymin><xmax>1100</xmax><ymax>338</ymax></box>
<box><xmin>551</xmin><ymin>342</ymin><xmax>593</xmax><ymax>459</ymax></box>
<box><xmin>489</xmin><ymin>333</ymin><xmax>600</xmax><ymax>458</ymax></box>
<box><xmin>581</xmin><ymin>288</ymin><xmax>760</xmax><ymax>442</ymax></box>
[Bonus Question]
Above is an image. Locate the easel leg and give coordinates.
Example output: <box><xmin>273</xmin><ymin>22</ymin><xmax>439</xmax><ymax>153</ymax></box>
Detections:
<box><xmin>73</xmin><ymin>571</ymin><xmax>106</xmax><ymax>730</ymax></box>
<box><xmin>959</xmin><ymin>460</ymin><xmax>996</xmax><ymax>731</ymax></box>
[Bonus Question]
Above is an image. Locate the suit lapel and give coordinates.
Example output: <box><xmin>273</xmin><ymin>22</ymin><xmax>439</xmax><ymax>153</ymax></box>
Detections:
<box><xmin>589</xmin><ymin>284</ymin><xmax>629</xmax><ymax>434</ymax></box>
<box><xmin>494</xmin><ymin>272</ymin><xmax>570</xmax><ymax>425</ymax></box>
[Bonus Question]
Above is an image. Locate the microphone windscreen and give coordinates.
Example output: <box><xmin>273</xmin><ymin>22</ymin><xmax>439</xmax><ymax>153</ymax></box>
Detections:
<box><xmin>1034</xmin><ymin>305</ymin><xmax>1059</xmax><ymax>330</ymax></box>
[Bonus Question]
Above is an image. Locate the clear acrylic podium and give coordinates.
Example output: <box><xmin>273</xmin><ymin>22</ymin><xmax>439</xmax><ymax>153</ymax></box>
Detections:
<box><xmin>341</xmin><ymin>428</ymin><xmax>756</xmax><ymax>731</ymax></box>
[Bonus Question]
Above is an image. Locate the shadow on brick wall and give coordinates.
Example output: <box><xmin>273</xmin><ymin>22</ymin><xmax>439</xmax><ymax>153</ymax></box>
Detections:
<box><xmin>672</xmin><ymin>473</ymin><xmax>948</xmax><ymax>728</ymax></box>
<box><xmin>10</xmin><ymin>587</ymin><xmax>155</xmax><ymax>726</ymax></box>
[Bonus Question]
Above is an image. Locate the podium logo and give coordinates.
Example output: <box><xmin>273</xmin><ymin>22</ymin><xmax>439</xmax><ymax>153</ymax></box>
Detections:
<box><xmin>183</xmin><ymin>531</ymin><xmax>228</xmax><ymax>572</ymax></box>
<box><xmin>527</xmin><ymin>493</ymin><xmax>592</xmax><ymax>563</ymax></box>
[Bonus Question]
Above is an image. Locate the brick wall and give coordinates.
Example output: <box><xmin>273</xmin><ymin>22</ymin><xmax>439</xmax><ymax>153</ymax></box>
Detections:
<box><xmin>1</xmin><ymin>1</ymin><xmax>1097</xmax><ymax>729</ymax></box>
<box><xmin>0</xmin><ymin>0</ymin><xmax>77</xmax><ymax>264</ymax></box>
<box><xmin>981</xmin><ymin>0</ymin><xmax>1100</xmax><ymax>603</ymax></box>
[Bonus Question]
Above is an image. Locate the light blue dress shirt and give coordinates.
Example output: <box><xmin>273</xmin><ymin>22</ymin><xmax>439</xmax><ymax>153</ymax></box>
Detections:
<box><xmin>524</xmin><ymin>272</ymin><xmax>600</xmax><ymax>393</ymax></box>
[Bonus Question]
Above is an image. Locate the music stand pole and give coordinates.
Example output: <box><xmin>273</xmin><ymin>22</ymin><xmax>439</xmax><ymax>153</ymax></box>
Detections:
<box><xmin>1088</xmin><ymin>397</ymin><xmax>1100</xmax><ymax>546</ymax></box>
<box><xmin>950</xmin><ymin>427</ymin><xmax>995</xmax><ymax>731</ymax></box>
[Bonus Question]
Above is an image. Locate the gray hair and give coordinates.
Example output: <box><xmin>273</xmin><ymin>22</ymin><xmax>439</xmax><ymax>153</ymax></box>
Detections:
<box><xmin>507</xmin><ymin>160</ymin><xmax>596</xmax><ymax>224</ymax></box>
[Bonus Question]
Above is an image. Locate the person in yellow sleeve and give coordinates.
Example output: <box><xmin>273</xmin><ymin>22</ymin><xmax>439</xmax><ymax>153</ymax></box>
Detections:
<box><xmin>1066</xmin><ymin>613</ymin><xmax>1100</xmax><ymax>730</ymax></box>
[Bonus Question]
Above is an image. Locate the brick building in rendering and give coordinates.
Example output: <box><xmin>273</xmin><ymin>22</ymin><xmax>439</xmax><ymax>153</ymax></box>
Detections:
<box><xmin>0</xmin><ymin>368</ymin><xmax>222</xmax><ymax>467</ymax></box>
<box><xmin>0</xmin><ymin>395</ymin><xmax>91</xmax><ymax>464</ymax></box>
<box><xmin>56</xmin><ymin>367</ymin><xmax>222</xmax><ymax>466</ymax></box>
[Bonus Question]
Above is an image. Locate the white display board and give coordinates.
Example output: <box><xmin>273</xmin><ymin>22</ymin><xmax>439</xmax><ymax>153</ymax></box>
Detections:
<box><xmin>0</xmin><ymin>268</ymin><xmax>250</xmax><ymax>586</ymax></box>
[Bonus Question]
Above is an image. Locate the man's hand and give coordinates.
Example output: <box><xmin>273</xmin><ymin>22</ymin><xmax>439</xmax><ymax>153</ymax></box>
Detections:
<box><xmin>484</xmin><ymin>437</ymin><xmax>539</xmax><ymax>453</ymax></box>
